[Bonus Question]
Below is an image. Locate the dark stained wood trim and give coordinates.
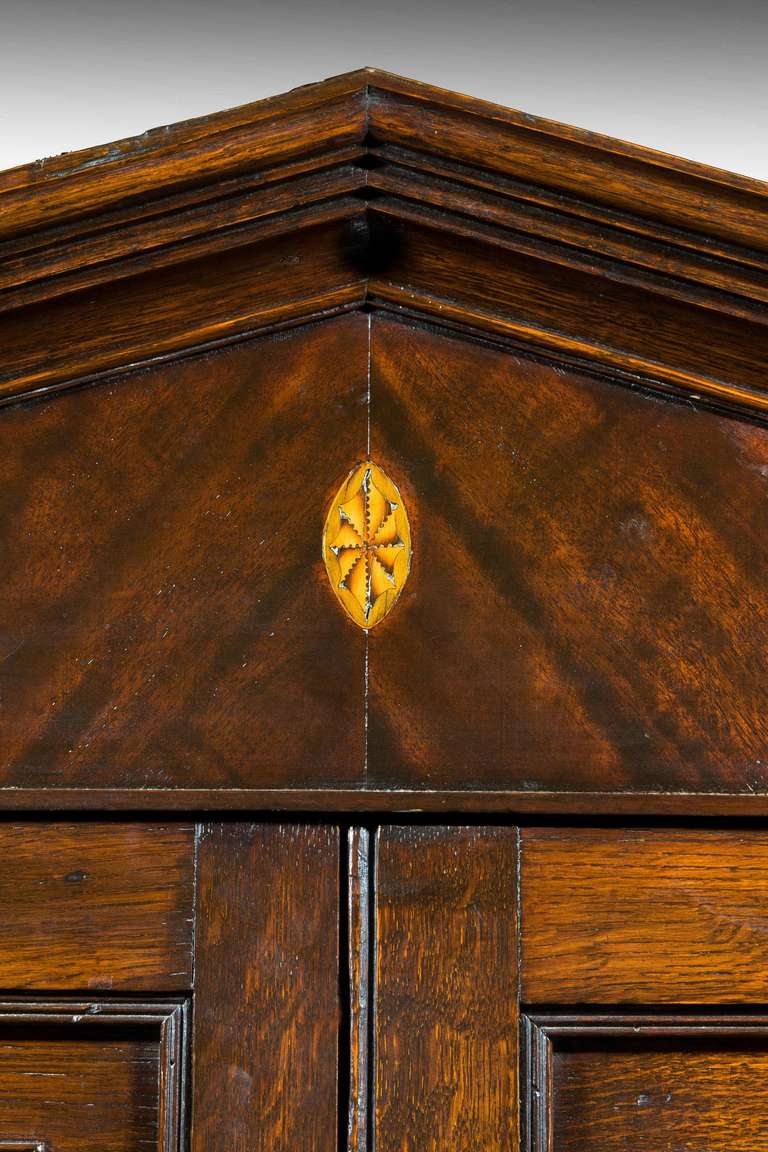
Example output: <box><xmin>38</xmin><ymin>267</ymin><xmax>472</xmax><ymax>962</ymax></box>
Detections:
<box><xmin>6</xmin><ymin>68</ymin><xmax>767</xmax><ymax>253</ymax></box>
<box><xmin>366</xmin><ymin>76</ymin><xmax>768</xmax><ymax>251</ymax></box>
<box><xmin>367</xmin><ymin>213</ymin><xmax>768</xmax><ymax>418</ymax></box>
<box><xmin>2</xmin><ymin>69</ymin><xmax>768</xmax><ymax>418</ymax></box>
<box><xmin>2</xmin><ymin>789</ymin><xmax>768</xmax><ymax>815</ymax></box>
<box><xmin>0</xmin><ymin>215</ymin><xmax>366</xmax><ymax>404</ymax></box>
<box><xmin>0</xmin><ymin>73</ymin><xmax>369</xmax><ymax>239</ymax></box>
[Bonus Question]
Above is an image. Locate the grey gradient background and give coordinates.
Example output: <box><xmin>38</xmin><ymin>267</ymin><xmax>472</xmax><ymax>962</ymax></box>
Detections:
<box><xmin>1</xmin><ymin>0</ymin><xmax>766</xmax><ymax>179</ymax></box>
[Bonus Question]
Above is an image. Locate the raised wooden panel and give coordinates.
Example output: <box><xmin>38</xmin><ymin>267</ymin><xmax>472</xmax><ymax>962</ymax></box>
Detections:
<box><xmin>521</xmin><ymin>828</ymin><xmax>768</xmax><ymax>1003</ymax></box>
<box><xmin>0</xmin><ymin>823</ymin><xmax>193</xmax><ymax>990</ymax></box>
<box><xmin>192</xmin><ymin>823</ymin><xmax>340</xmax><ymax>1152</ymax></box>
<box><xmin>0</xmin><ymin>315</ymin><xmax>366</xmax><ymax>791</ymax></box>
<box><xmin>524</xmin><ymin>1014</ymin><xmax>768</xmax><ymax>1152</ymax></box>
<box><xmin>374</xmin><ymin>826</ymin><xmax>518</xmax><ymax>1152</ymax></box>
<box><xmin>368</xmin><ymin>316</ymin><xmax>768</xmax><ymax>795</ymax></box>
<box><xmin>0</xmin><ymin>1000</ymin><xmax>185</xmax><ymax>1152</ymax></box>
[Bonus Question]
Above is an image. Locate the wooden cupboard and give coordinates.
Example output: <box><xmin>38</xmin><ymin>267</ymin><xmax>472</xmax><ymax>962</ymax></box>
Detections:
<box><xmin>1</xmin><ymin>68</ymin><xmax>768</xmax><ymax>1150</ymax></box>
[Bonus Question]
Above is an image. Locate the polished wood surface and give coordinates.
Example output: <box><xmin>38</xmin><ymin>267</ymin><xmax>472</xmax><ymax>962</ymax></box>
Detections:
<box><xmin>3</xmin><ymin>308</ymin><xmax>767</xmax><ymax>805</ymax></box>
<box><xmin>5</xmin><ymin>66</ymin><xmax>768</xmax><ymax>1152</ymax></box>
<box><xmin>369</xmin><ymin>317</ymin><xmax>768</xmax><ymax>796</ymax></box>
<box><xmin>192</xmin><ymin>823</ymin><xmax>340</xmax><ymax>1152</ymax></box>
<box><xmin>0</xmin><ymin>823</ymin><xmax>193</xmax><ymax>990</ymax></box>
<box><xmin>525</xmin><ymin>1015</ymin><xmax>768</xmax><ymax>1152</ymax></box>
<box><xmin>0</xmin><ymin>316</ymin><xmax>366</xmax><ymax>791</ymax></box>
<box><xmin>521</xmin><ymin>828</ymin><xmax>768</xmax><ymax>1002</ymax></box>
<box><xmin>1</xmin><ymin>73</ymin><xmax>768</xmax><ymax>810</ymax></box>
<box><xmin>374</xmin><ymin>826</ymin><xmax>518</xmax><ymax>1152</ymax></box>
<box><xmin>0</xmin><ymin>220</ymin><xmax>364</xmax><ymax>403</ymax></box>
<box><xmin>2</xmin><ymin>71</ymin><xmax>768</xmax><ymax>417</ymax></box>
<box><xmin>0</xmin><ymin>1000</ymin><xmax>184</xmax><ymax>1152</ymax></box>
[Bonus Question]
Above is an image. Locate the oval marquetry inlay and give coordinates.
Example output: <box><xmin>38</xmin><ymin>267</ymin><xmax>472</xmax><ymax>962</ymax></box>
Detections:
<box><xmin>322</xmin><ymin>461</ymin><xmax>412</xmax><ymax>630</ymax></box>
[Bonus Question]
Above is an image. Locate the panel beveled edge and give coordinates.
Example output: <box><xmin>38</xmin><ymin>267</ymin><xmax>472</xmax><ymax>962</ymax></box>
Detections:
<box><xmin>0</xmin><ymin>999</ymin><xmax>188</xmax><ymax>1152</ymax></box>
<box><xmin>521</xmin><ymin>1011</ymin><xmax>768</xmax><ymax>1152</ymax></box>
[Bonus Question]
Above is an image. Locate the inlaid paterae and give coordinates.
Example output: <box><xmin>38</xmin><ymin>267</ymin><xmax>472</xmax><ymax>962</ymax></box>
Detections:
<box><xmin>322</xmin><ymin>461</ymin><xmax>412</xmax><ymax>630</ymax></box>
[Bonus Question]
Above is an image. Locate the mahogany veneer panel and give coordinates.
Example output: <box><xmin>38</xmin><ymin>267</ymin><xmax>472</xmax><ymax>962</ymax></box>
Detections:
<box><xmin>374</xmin><ymin>826</ymin><xmax>518</xmax><ymax>1152</ymax></box>
<box><xmin>521</xmin><ymin>828</ymin><xmax>768</xmax><ymax>1003</ymax></box>
<box><xmin>192</xmin><ymin>823</ymin><xmax>340</xmax><ymax>1152</ymax></box>
<box><xmin>0</xmin><ymin>823</ymin><xmax>193</xmax><ymax>990</ymax></box>
<box><xmin>0</xmin><ymin>316</ymin><xmax>366</xmax><ymax>790</ymax></box>
<box><xmin>368</xmin><ymin>316</ymin><xmax>768</xmax><ymax>794</ymax></box>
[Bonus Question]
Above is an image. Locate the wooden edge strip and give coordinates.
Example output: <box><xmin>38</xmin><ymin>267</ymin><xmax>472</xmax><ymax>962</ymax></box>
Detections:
<box><xmin>0</xmin><ymin>788</ymin><xmax>767</xmax><ymax>814</ymax></box>
<box><xmin>346</xmin><ymin>828</ymin><xmax>371</xmax><ymax>1152</ymax></box>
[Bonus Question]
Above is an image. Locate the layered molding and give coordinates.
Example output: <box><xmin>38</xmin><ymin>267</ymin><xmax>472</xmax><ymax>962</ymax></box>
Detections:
<box><xmin>0</xmin><ymin>1000</ymin><xmax>187</xmax><ymax>1152</ymax></box>
<box><xmin>522</xmin><ymin>1013</ymin><xmax>768</xmax><ymax>1152</ymax></box>
<box><xmin>2</xmin><ymin>69</ymin><xmax>768</xmax><ymax>417</ymax></box>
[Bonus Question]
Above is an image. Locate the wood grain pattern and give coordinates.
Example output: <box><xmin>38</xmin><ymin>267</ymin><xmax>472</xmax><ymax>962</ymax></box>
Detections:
<box><xmin>2</xmin><ymin>71</ymin><xmax>768</xmax><ymax>418</ymax></box>
<box><xmin>525</xmin><ymin>1015</ymin><xmax>768</xmax><ymax>1152</ymax></box>
<box><xmin>368</xmin><ymin>213</ymin><xmax>768</xmax><ymax>415</ymax></box>
<box><xmin>0</xmin><ymin>316</ymin><xmax>366</xmax><ymax>790</ymax></box>
<box><xmin>0</xmin><ymin>824</ymin><xmax>193</xmax><ymax>990</ymax></box>
<box><xmin>0</xmin><ymin>1000</ymin><xmax>185</xmax><ymax>1152</ymax></box>
<box><xmin>374</xmin><ymin>826</ymin><xmax>518</xmax><ymax>1152</ymax></box>
<box><xmin>192</xmin><ymin>823</ymin><xmax>340</xmax><ymax>1152</ymax></box>
<box><xmin>5</xmin><ymin>67</ymin><xmax>765</xmax><ymax>255</ymax></box>
<box><xmin>368</xmin><ymin>316</ymin><xmax>768</xmax><ymax>796</ymax></box>
<box><xmin>521</xmin><ymin>829</ymin><xmax>768</xmax><ymax>1003</ymax></box>
<box><xmin>3</xmin><ymin>73</ymin><xmax>768</xmax><ymax>810</ymax></box>
<box><xmin>0</xmin><ymin>72</ymin><xmax>367</xmax><ymax>239</ymax></box>
<box><xmin>0</xmin><ymin>216</ymin><xmax>365</xmax><ymax>403</ymax></box>
<box><xmin>5</xmin><ymin>787</ymin><xmax>768</xmax><ymax>814</ymax></box>
<box><xmin>366</xmin><ymin>74</ymin><xmax>768</xmax><ymax>252</ymax></box>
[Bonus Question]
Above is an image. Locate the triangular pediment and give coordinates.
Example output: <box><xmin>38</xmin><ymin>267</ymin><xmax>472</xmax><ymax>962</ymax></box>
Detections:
<box><xmin>2</xmin><ymin>76</ymin><xmax>768</xmax><ymax>813</ymax></box>
<box><xmin>1</xmin><ymin>68</ymin><xmax>767</xmax><ymax>420</ymax></box>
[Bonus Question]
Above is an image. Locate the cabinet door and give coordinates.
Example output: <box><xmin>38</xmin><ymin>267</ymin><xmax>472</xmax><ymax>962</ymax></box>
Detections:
<box><xmin>0</xmin><ymin>821</ymin><xmax>341</xmax><ymax>1152</ymax></box>
<box><xmin>520</xmin><ymin>828</ymin><xmax>768</xmax><ymax>1152</ymax></box>
<box><xmin>0</xmin><ymin>823</ymin><xmax>194</xmax><ymax>1152</ymax></box>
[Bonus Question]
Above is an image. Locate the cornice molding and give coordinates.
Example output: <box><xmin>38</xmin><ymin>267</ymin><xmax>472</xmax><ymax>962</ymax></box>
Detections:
<box><xmin>2</xmin><ymin>68</ymin><xmax>767</xmax><ymax>418</ymax></box>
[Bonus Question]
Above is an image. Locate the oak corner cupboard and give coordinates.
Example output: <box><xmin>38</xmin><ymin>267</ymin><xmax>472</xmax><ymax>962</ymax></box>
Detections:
<box><xmin>1</xmin><ymin>67</ymin><xmax>768</xmax><ymax>1150</ymax></box>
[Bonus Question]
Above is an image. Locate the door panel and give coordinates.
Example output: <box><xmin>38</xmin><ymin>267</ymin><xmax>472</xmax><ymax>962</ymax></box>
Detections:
<box><xmin>1</xmin><ymin>817</ymin><xmax>765</xmax><ymax>1151</ymax></box>
<box><xmin>0</xmin><ymin>1000</ymin><xmax>185</xmax><ymax>1152</ymax></box>
<box><xmin>524</xmin><ymin>1015</ymin><xmax>768</xmax><ymax>1152</ymax></box>
<box><xmin>520</xmin><ymin>828</ymin><xmax>768</xmax><ymax>1152</ymax></box>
